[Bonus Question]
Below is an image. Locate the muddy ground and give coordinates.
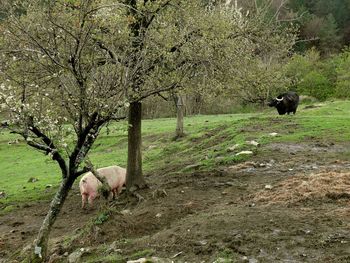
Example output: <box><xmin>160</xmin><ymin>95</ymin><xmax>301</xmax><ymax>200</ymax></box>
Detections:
<box><xmin>1</xmin><ymin>140</ymin><xmax>350</xmax><ymax>262</ymax></box>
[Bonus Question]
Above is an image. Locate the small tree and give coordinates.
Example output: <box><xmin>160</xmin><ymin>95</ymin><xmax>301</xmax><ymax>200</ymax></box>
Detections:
<box><xmin>0</xmin><ymin>1</ymin><xmax>128</xmax><ymax>261</ymax></box>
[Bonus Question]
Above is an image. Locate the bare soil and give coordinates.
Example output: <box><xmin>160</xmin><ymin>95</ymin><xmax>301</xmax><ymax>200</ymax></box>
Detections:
<box><xmin>1</xmin><ymin>139</ymin><xmax>350</xmax><ymax>262</ymax></box>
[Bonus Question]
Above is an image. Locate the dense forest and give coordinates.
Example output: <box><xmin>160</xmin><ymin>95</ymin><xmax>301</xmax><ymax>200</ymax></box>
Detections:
<box><xmin>285</xmin><ymin>0</ymin><xmax>350</xmax><ymax>54</ymax></box>
<box><xmin>2</xmin><ymin>0</ymin><xmax>349</xmax><ymax>54</ymax></box>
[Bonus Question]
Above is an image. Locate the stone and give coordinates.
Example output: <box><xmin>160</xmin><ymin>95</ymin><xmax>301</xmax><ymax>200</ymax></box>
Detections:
<box><xmin>246</xmin><ymin>140</ymin><xmax>260</xmax><ymax>147</ymax></box>
<box><xmin>127</xmin><ymin>257</ymin><xmax>172</xmax><ymax>263</ymax></box>
<box><xmin>120</xmin><ymin>209</ymin><xmax>132</xmax><ymax>215</ymax></box>
<box><xmin>227</xmin><ymin>144</ymin><xmax>240</xmax><ymax>152</ymax></box>
<box><xmin>235</xmin><ymin>151</ymin><xmax>253</xmax><ymax>156</ymax></box>
<box><xmin>213</xmin><ymin>258</ymin><xmax>226</xmax><ymax>263</ymax></box>
<box><xmin>27</xmin><ymin>177</ymin><xmax>38</xmax><ymax>183</ymax></box>
<box><xmin>68</xmin><ymin>248</ymin><xmax>89</xmax><ymax>263</ymax></box>
<box><xmin>106</xmin><ymin>241</ymin><xmax>122</xmax><ymax>254</ymax></box>
<box><xmin>184</xmin><ymin>164</ymin><xmax>201</xmax><ymax>170</ymax></box>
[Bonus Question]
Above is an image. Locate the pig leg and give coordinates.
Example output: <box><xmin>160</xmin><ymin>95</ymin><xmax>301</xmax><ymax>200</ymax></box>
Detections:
<box><xmin>116</xmin><ymin>185</ymin><xmax>123</xmax><ymax>194</ymax></box>
<box><xmin>88</xmin><ymin>194</ymin><xmax>97</xmax><ymax>209</ymax></box>
<box><xmin>81</xmin><ymin>194</ymin><xmax>88</xmax><ymax>209</ymax></box>
<box><xmin>112</xmin><ymin>189</ymin><xmax>117</xmax><ymax>200</ymax></box>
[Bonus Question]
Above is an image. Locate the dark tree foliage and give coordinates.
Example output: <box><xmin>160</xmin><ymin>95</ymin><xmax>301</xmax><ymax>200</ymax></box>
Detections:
<box><xmin>287</xmin><ymin>0</ymin><xmax>350</xmax><ymax>54</ymax></box>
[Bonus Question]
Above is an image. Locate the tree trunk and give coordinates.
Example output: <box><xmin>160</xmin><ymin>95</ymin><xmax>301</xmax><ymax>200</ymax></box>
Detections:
<box><xmin>175</xmin><ymin>94</ymin><xmax>185</xmax><ymax>139</ymax></box>
<box><xmin>30</xmin><ymin>176</ymin><xmax>74</xmax><ymax>262</ymax></box>
<box><xmin>126</xmin><ymin>101</ymin><xmax>147</xmax><ymax>191</ymax></box>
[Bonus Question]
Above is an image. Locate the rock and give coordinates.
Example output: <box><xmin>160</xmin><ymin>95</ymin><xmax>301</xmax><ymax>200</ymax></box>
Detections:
<box><xmin>68</xmin><ymin>248</ymin><xmax>89</xmax><ymax>263</ymax></box>
<box><xmin>0</xmin><ymin>191</ymin><xmax>6</xmax><ymax>199</ymax></box>
<box><xmin>235</xmin><ymin>151</ymin><xmax>253</xmax><ymax>156</ymax></box>
<box><xmin>127</xmin><ymin>257</ymin><xmax>172</xmax><ymax>263</ymax></box>
<box><xmin>265</xmin><ymin>184</ymin><xmax>273</xmax><ymax>190</ymax></box>
<box><xmin>246</xmin><ymin>140</ymin><xmax>260</xmax><ymax>147</ymax></box>
<box><xmin>120</xmin><ymin>209</ymin><xmax>132</xmax><ymax>215</ymax></box>
<box><xmin>28</xmin><ymin>177</ymin><xmax>38</xmax><ymax>183</ymax></box>
<box><xmin>272</xmin><ymin>229</ymin><xmax>281</xmax><ymax>236</ymax></box>
<box><xmin>213</xmin><ymin>258</ymin><xmax>227</xmax><ymax>263</ymax></box>
<box><xmin>148</xmin><ymin>145</ymin><xmax>157</xmax><ymax>150</ymax></box>
<box><xmin>228</xmin><ymin>161</ymin><xmax>257</xmax><ymax>170</ymax></box>
<box><xmin>196</xmin><ymin>240</ymin><xmax>208</xmax><ymax>246</ymax></box>
<box><xmin>106</xmin><ymin>241</ymin><xmax>122</xmax><ymax>254</ymax></box>
<box><xmin>227</xmin><ymin>144</ymin><xmax>240</xmax><ymax>152</ymax></box>
<box><xmin>155</xmin><ymin>213</ymin><xmax>162</xmax><ymax>218</ymax></box>
<box><xmin>7</xmin><ymin>139</ymin><xmax>19</xmax><ymax>145</ymax></box>
<box><xmin>64</xmin><ymin>252</ymin><xmax>69</xmax><ymax>257</ymax></box>
<box><xmin>249</xmin><ymin>258</ymin><xmax>258</xmax><ymax>263</ymax></box>
<box><xmin>269</xmin><ymin>132</ymin><xmax>278</xmax><ymax>137</ymax></box>
<box><xmin>185</xmin><ymin>163</ymin><xmax>201</xmax><ymax>170</ymax></box>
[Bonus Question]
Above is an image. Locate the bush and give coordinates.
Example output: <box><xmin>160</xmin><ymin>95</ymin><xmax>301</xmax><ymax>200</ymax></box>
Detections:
<box><xmin>285</xmin><ymin>48</ymin><xmax>336</xmax><ymax>100</ymax></box>
<box><xmin>299</xmin><ymin>71</ymin><xmax>333</xmax><ymax>100</ymax></box>
<box><xmin>335</xmin><ymin>48</ymin><xmax>350</xmax><ymax>98</ymax></box>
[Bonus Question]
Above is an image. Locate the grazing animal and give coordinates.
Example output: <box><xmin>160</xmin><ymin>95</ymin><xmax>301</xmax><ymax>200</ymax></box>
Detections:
<box><xmin>268</xmin><ymin>91</ymin><xmax>299</xmax><ymax>115</ymax></box>
<box><xmin>79</xmin><ymin>165</ymin><xmax>126</xmax><ymax>209</ymax></box>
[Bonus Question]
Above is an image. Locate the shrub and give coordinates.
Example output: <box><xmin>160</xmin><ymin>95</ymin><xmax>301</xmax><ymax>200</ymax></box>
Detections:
<box><xmin>299</xmin><ymin>71</ymin><xmax>333</xmax><ymax>100</ymax></box>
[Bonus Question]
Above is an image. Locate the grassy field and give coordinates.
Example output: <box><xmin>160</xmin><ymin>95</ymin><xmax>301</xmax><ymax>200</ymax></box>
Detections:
<box><xmin>1</xmin><ymin>100</ymin><xmax>350</xmax><ymax>208</ymax></box>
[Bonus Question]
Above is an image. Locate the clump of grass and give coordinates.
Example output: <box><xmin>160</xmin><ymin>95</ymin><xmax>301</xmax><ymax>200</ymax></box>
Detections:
<box><xmin>94</xmin><ymin>211</ymin><xmax>110</xmax><ymax>225</ymax></box>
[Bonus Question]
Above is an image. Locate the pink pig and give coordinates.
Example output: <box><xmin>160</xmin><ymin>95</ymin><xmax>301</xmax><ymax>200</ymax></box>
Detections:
<box><xmin>79</xmin><ymin>165</ymin><xmax>126</xmax><ymax>209</ymax></box>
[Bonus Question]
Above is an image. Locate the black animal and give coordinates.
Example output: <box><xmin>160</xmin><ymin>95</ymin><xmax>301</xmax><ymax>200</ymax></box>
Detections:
<box><xmin>268</xmin><ymin>91</ymin><xmax>299</xmax><ymax>115</ymax></box>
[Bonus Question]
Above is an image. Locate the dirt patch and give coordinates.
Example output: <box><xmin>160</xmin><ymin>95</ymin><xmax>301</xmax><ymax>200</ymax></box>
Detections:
<box><xmin>252</xmin><ymin>171</ymin><xmax>350</xmax><ymax>205</ymax></box>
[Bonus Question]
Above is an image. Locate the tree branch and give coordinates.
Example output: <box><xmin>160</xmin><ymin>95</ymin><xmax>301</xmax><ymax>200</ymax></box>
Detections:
<box><xmin>26</xmin><ymin>118</ymin><xmax>68</xmax><ymax>177</ymax></box>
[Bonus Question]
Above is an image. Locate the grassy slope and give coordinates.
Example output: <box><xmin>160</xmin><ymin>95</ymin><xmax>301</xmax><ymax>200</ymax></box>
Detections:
<box><xmin>1</xmin><ymin>100</ymin><xmax>350</xmax><ymax>211</ymax></box>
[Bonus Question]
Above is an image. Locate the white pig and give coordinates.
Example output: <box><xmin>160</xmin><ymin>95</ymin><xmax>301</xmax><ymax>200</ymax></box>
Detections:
<box><xmin>79</xmin><ymin>165</ymin><xmax>126</xmax><ymax>209</ymax></box>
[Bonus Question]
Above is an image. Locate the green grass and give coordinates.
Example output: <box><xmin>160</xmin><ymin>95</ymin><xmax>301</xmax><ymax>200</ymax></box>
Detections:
<box><xmin>1</xmin><ymin>100</ymin><xmax>350</xmax><ymax>211</ymax></box>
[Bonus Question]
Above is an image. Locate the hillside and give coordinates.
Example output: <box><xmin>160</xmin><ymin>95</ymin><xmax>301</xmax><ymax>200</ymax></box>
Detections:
<box><xmin>1</xmin><ymin>101</ymin><xmax>350</xmax><ymax>262</ymax></box>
